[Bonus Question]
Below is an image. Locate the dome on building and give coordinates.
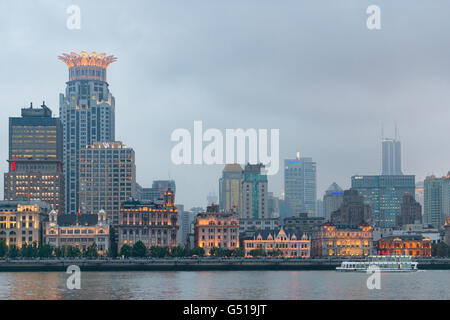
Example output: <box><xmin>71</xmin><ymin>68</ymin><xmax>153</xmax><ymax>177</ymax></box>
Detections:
<box><xmin>223</xmin><ymin>163</ymin><xmax>243</xmax><ymax>172</ymax></box>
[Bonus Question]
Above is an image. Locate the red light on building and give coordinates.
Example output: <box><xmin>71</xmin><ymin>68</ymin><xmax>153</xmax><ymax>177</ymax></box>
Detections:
<box><xmin>11</xmin><ymin>161</ymin><xmax>16</xmax><ymax>171</ymax></box>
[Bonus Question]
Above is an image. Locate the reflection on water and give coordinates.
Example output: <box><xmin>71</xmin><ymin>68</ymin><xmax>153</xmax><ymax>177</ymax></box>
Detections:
<box><xmin>0</xmin><ymin>270</ymin><xmax>449</xmax><ymax>300</ymax></box>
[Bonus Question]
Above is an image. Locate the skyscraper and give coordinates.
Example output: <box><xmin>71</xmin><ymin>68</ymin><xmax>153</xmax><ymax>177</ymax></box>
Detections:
<box><xmin>240</xmin><ymin>163</ymin><xmax>268</xmax><ymax>219</ymax></box>
<box><xmin>382</xmin><ymin>138</ymin><xmax>402</xmax><ymax>175</ymax></box>
<box><xmin>4</xmin><ymin>103</ymin><xmax>64</xmax><ymax>212</ymax></box>
<box><xmin>79</xmin><ymin>142</ymin><xmax>136</xmax><ymax>224</ymax></box>
<box><xmin>424</xmin><ymin>175</ymin><xmax>444</xmax><ymax>228</ymax></box>
<box><xmin>351</xmin><ymin>175</ymin><xmax>415</xmax><ymax>227</ymax></box>
<box><xmin>284</xmin><ymin>154</ymin><xmax>316</xmax><ymax>216</ymax></box>
<box><xmin>59</xmin><ymin>51</ymin><xmax>117</xmax><ymax>214</ymax></box>
<box><xmin>219</xmin><ymin>163</ymin><xmax>243</xmax><ymax>212</ymax></box>
<box><xmin>323</xmin><ymin>182</ymin><xmax>344</xmax><ymax>221</ymax></box>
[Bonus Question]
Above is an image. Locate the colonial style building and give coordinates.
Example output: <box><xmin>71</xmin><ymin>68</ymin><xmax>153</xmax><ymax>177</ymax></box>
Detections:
<box><xmin>377</xmin><ymin>235</ymin><xmax>432</xmax><ymax>257</ymax></box>
<box><xmin>0</xmin><ymin>200</ymin><xmax>51</xmax><ymax>248</ymax></box>
<box><xmin>244</xmin><ymin>228</ymin><xmax>310</xmax><ymax>258</ymax></box>
<box><xmin>44</xmin><ymin>209</ymin><xmax>110</xmax><ymax>254</ymax></box>
<box><xmin>194</xmin><ymin>205</ymin><xmax>239</xmax><ymax>255</ymax></box>
<box><xmin>311</xmin><ymin>223</ymin><xmax>373</xmax><ymax>257</ymax></box>
<box><xmin>238</xmin><ymin>218</ymin><xmax>280</xmax><ymax>234</ymax></box>
<box><xmin>117</xmin><ymin>188</ymin><xmax>179</xmax><ymax>253</ymax></box>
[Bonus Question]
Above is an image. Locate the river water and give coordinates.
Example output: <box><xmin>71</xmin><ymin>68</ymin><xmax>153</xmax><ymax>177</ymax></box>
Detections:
<box><xmin>0</xmin><ymin>270</ymin><xmax>448</xmax><ymax>299</ymax></box>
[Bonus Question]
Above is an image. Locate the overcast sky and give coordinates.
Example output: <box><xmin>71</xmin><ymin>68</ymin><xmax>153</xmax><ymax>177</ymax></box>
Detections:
<box><xmin>1</xmin><ymin>0</ymin><xmax>450</xmax><ymax>210</ymax></box>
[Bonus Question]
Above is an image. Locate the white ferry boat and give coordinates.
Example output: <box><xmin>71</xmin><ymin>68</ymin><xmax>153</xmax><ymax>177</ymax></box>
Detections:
<box><xmin>336</xmin><ymin>255</ymin><xmax>418</xmax><ymax>272</ymax></box>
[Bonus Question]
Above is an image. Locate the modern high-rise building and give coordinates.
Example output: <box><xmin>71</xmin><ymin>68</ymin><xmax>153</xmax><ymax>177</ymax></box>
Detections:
<box><xmin>219</xmin><ymin>163</ymin><xmax>243</xmax><ymax>212</ymax></box>
<box><xmin>351</xmin><ymin>175</ymin><xmax>415</xmax><ymax>228</ymax></box>
<box><xmin>59</xmin><ymin>51</ymin><xmax>117</xmax><ymax>214</ymax></box>
<box><xmin>323</xmin><ymin>182</ymin><xmax>344</xmax><ymax>221</ymax></box>
<box><xmin>79</xmin><ymin>142</ymin><xmax>136</xmax><ymax>225</ymax></box>
<box><xmin>441</xmin><ymin>173</ymin><xmax>450</xmax><ymax>227</ymax></box>
<box><xmin>240</xmin><ymin>163</ymin><xmax>268</xmax><ymax>219</ymax></box>
<box><xmin>424</xmin><ymin>175</ymin><xmax>444</xmax><ymax>228</ymax></box>
<box><xmin>381</xmin><ymin>138</ymin><xmax>402</xmax><ymax>175</ymax></box>
<box><xmin>284</xmin><ymin>154</ymin><xmax>316</xmax><ymax>216</ymax></box>
<box><xmin>4</xmin><ymin>103</ymin><xmax>64</xmax><ymax>213</ymax></box>
<box><xmin>415</xmin><ymin>181</ymin><xmax>424</xmax><ymax>216</ymax></box>
<box><xmin>206</xmin><ymin>192</ymin><xmax>218</xmax><ymax>206</ymax></box>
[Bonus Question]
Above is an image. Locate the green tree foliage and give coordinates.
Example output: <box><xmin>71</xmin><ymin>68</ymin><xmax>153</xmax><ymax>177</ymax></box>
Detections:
<box><xmin>0</xmin><ymin>240</ymin><xmax>7</xmax><ymax>257</ymax></box>
<box><xmin>170</xmin><ymin>246</ymin><xmax>188</xmax><ymax>257</ymax></box>
<box><xmin>190</xmin><ymin>247</ymin><xmax>205</xmax><ymax>257</ymax></box>
<box><xmin>7</xmin><ymin>245</ymin><xmax>19</xmax><ymax>259</ymax></box>
<box><xmin>20</xmin><ymin>242</ymin><xmax>39</xmax><ymax>258</ymax></box>
<box><xmin>132</xmin><ymin>241</ymin><xmax>147</xmax><ymax>257</ymax></box>
<box><xmin>249</xmin><ymin>248</ymin><xmax>266</xmax><ymax>257</ymax></box>
<box><xmin>84</xmin><ymin>243</ymin><xmax>99</xmax><ymax>258</ymax></box>
<box><xmin>432</xmin><ymin>242</ymin><xmax>449</xmax><ymax>257</ymax></box>
<box><xmin>149</xmin><ymin>246</ymin><xmax>170</xmax><ymax>258</ymax></box>
<box><xmin>38</xmin><ymin>244</ymin><xmax>53</xmax><ymax>258</ymax></box>
<box><xmin>119</xmin><ymin>244</ymin><xmax>132</xmax><ymax>258</ymax></box>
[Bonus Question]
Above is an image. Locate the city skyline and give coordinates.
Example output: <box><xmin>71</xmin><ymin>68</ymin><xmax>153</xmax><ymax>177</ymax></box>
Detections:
<box><xmin>2</xmin><ymin>1</ymin><xmax>450</xmax><ymax>210</ymax></box>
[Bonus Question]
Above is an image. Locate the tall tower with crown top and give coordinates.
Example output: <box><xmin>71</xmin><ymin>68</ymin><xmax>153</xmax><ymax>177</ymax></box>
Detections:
<box><xmin>59</xmin><ymin>51</ymin><xmax>117</xmax><ymax>214</ymax></box>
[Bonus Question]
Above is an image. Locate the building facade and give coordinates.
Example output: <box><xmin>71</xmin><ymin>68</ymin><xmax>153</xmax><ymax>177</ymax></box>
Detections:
<box><xmin>377</xmin><ymin>235</ymin><xmax>431</xmax><ymax>257</ymax></box>
<box><xmin>44</xmin><ymin>209</ymin><xmax>110</xmax><ymax>254</ymax></box>
<box><xmin>0</xmin><ymin>200</ymin><xmax>51</xmax><ymax>248</ymax></box>
<box><xmin>311</xmin><ymin>223</ymin><xmax>373</xmax><ymax>257</ymax></box>
<box><xmin>397</xmin><ymin>193</ymin><xmax>422</xmax><ymax>227</ymax></box>
<box><xmin>424</xmin><ymin>175</ymin><xmax>444</xmax><ymax>228</ymax></box>
<box><xmin>323</xmin><ymin>182</ymin><xmax>344</xmax><ymax>221</ymax></box>
<box><xmin>194</xmin><ymin>205</ymin><xmax>239</xmax><ymax>255</ymax></box>
<box><xmin>330</xmin><ymin>189</ymin><xmax>372</xmax><ymax>226</ymax></box>
<box><xmin>79</xmin><ymin>141</ymin><xmax>136</xmax><ymax>224</ymax></box>
<box><xmin>244</xmin><ymin>229</ymin><xmax>310</xmax><ymax>258</ymax></box>
<box><xmin>219</xmin><ymin>163</ymin><xmax>243</xmax><ymax>212</ymax></box>
<box><xmin>117</xmin><ymin>188</ymin><xmax>178</xmax><ymax>253</ymax></box>
<box><xmin>59</xmin><ymin>52</ymin><xmax>117</xmax><ymax>214</ymax></box>
<box><xmin>284</xmin><ymin>155</ymin><xmax>316</xmax><ymax>216</ymax></box>
<box><xmin>351</xmin><ymin>175</ymin><xmax>415</xmax><ymax>227</ymax></box>
<box><xmin>283</xmin><ymin>212</ymin><xmax>325</xmax><ymax>236</ymax></box>
<box><xmin>4</xmin><ymin>103</ymin><xmax>64</xmax><ymax>213</ymax></box>
<box><xmin>240</xmin><ymin>163</ymin><xmax>268</xmax><ymax>219</ymax></box>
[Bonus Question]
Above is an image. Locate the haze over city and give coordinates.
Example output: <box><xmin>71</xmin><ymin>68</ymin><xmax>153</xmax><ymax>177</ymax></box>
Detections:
<box><xmin>1</xmin><ymin>0</ymin><xmax>450</xmax><ymax>209</ymax></box>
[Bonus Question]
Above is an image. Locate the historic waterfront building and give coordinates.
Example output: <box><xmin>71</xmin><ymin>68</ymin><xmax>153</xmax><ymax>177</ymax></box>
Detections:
<box><xmin>284</xmin><ymin>155</ymin><xmax>317</xmax><ymax>216</ymax></box>
<box><xmin>238</xmin><ymin>218</ymin><xmax>280</xmax><ymax>234</ymax></box>
<box><xmin>240</xmin><ymin>163</ymin><xmax>269</xmax><ymax>219</ymax></box>
<box><xmin>44</xmin><ymin>209</ymin><xmax>110</xmax><ymax>254</ymax></box>
<box><xmin>79</xmin><ymin>141</ymin><xmax>136</xmax><ymax>224</ymax></box>
<box><xmin>351</xmin><ymin>175</ymin><xmax>415</xmax><ymax>228</ymax></box>
<box><xmin>377</xmin><ymin>235</ymin><xmax>432</xmax><ymax>257</ymax></box>
<box><xmin>59</xmin><ymin>52</ymin><xmax>117</xmax><ymax>214</ymax></box>
<box><xmin>311</xmin><ymin>223</ymin><xmax>373</xmax><ymax>257</ymax></box>
<box><xmin>219</xmin><ymin>163</ymin><xmax>243</xmax><ymax>212</ymax></box>
<box><xmin>0</xmin><ymin>200</ymin><xmax>51</xmax><ymax>248</ymax></box>
<box><xmin>117</xmin><ymin>188</ymin><xmax>179</xmax><ymax>253</ymax></box>
<box><xmin>194</xmin><ymin>205</ymin><xmax>239</xmax><ymax>255</ymax></box>
<box><xmin>4</xmin><ymin>103</ymin><xmax>64</xmax><ymax>213</ymax></box>
<box><xmin>330</xmin><ymin>189</ymin><xmax>372</xmax><ymax>226</ymax></box>
<box><xmin>244</xmin><ymin>228</ymin><xmax>310</xmax><ymax>258</ymax></box>
<box><xmin>397</xmin><ymin>193</ymin><xmax>422</xmax><ymax>227</ymax></box>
